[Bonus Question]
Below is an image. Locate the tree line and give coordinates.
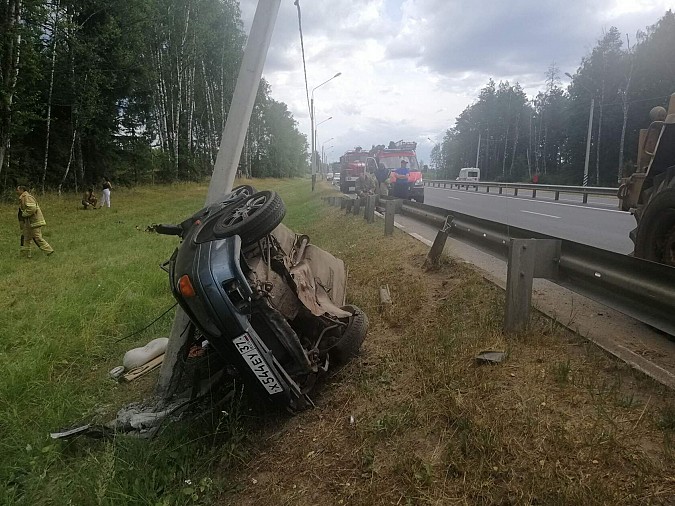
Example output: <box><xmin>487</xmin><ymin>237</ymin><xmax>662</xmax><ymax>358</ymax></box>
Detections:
<box><xmin>430</xmin><ymin>11</ymin><xmax>675</xmax><ymax>186</ymax></box>
<box><xmin>0</xmin><ymin>0</ymin><xmax>308</xmax><ymax>195</ymax></box>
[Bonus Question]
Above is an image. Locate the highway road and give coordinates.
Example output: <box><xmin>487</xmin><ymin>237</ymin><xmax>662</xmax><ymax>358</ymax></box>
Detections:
<box><xmin>423</xmin><ymin>186</ymin><xmax>636</xmax><ymax>254</ymax></box>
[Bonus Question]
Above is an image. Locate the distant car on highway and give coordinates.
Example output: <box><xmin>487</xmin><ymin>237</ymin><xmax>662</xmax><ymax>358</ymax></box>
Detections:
<box><xmin>332</xmin><ymin>172</ymin><xmax>340</xmax><ymax>184</ymax></box>
<box><xmin>456</xmin><ymin>167</ymin><xmax>480</xmax><ymax>182</ymax></box>
<box><xmin>326</xmin><ymin>172</ymin><xmax>335</xmax><ymax>181</ymax></box>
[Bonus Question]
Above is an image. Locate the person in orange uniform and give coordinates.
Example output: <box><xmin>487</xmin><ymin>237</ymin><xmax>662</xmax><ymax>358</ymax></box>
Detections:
<box><xmin>17</xmin><ymin>185</ymin><xmax>54</xmax><ymax>257</ymax></box>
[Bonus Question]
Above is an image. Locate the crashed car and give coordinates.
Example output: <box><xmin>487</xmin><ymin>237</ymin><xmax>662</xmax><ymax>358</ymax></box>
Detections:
<box><xmin>156</xmin><ymin>185</ymin><xmax>368</xmax><ymax>411</ymax></box>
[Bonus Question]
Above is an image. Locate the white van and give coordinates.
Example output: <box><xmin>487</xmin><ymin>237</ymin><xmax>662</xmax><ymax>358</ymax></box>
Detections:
<box><xmin>456</xmin><ymin>167</ymin><xmax>480</xmax><ymax>182</ymax></box>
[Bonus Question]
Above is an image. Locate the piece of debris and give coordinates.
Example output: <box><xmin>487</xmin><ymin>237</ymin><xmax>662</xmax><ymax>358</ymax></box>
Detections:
<box><xmin>109</xmin><ymin>365</ymin><xmax>125</xmax><ymax>380</ymax></box>
<box><xmin>123</xmin><ymin>337</ymin><xmax>169</xmax><ymax>370</ymax></box>
<box><xmin>379</xmin><ymin>285</ymin><xmax>392</xmax><ymax>312</ymax></box>
<box><xmin>122</xmin><ymin>354</ymin><xmax>165</xmax><ymax>382</ymax></box>
<box><xmin>475</xmin><ymin>350</ymin><xmax>507</xmax><ymax>365</ymax></box>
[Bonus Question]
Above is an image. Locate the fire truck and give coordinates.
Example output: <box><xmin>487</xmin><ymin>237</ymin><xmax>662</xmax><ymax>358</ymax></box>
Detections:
<box><xmin>339</xmin><ymin>147</ymin><xmax>368</xmax><ymax>193</ymax></box>
<box><xmin>370</xmin><ymin>141</ymin><xmax>424</xmax><ymax>203</ymax></box>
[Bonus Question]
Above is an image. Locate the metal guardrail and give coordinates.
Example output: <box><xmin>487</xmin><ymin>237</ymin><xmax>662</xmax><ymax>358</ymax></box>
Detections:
<box><xmin>397</xmin><ymin>199</ymin><xmax>675</xmax><ymax>336</ymax></box>
<box><xmin>425</xmin><ymin>180</ymin><xmax>618</xmax><ymax>204</ymax></box>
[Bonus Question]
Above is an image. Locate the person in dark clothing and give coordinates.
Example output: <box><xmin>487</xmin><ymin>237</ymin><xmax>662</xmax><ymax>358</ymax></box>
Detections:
<box><xmin>375</xmin><ymin>162</ymin><xmax>390</xmax><ymax>196</ymax></box>
<box><xmin>82</xmin><ymin>187</ymin><xmax>98</xmax><ymax>209</ymax></box>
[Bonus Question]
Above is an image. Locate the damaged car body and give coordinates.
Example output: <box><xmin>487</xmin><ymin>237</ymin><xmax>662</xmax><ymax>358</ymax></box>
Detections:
<box><xmin>157</xmin><ymin>185</ymin><xmax>368</xmax><ymax>412</ymax></box>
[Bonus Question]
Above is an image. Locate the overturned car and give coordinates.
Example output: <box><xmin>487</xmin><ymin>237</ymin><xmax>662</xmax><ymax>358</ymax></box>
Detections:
<box><xmin>156</xmin><ymin>186</ymin><xmax>368</xmax><ymax>411</ymax></box>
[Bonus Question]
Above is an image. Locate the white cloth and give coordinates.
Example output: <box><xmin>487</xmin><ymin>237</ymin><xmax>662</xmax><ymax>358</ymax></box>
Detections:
<box><xmin>101</xmin><ymin>188</ymin><xmax>111</xmax><ymax>207</ymax></box>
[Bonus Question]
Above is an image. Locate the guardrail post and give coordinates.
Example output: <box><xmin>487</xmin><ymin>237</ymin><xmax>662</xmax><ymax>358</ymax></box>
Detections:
<box><xmin>555</xmin><ymin>191</ymin><xmax>560</xmax><ymax>200</ymax></box>
<box><xmin>583</xmin><ymin>193</ymin><xmax>589</xmax><ymax>204</ymax></box>
<box><xmin>532</xmin><ymin>189</ymin><xmax>537</xmax><ymax>198</ymax></box>
<box><xmin>504</xmin><ymin>238</ymin><xmax>561</xmax><ymax>333</ymax></box>
<box><xmin>499</xmin><ymin>187</ymin><xmax>503</xmax><ymax>195</ymax></box>
<box><xmin>353</xmin><ymin>197</ymin><xmax>361</xmax><ymax>215</ymax></box>
<box><xmin>345</xmin><ymin>199</ymin><xmax>354</xmax><ymax>213</ymax></box>
<box><xmin>364</xmin><ymin>194</ymin><xmax>376</xmax><ymax>223</ymax></box>
<box><xmin>514</xmin><ymin>188</ymin><xmax>519</xmax><ymax>196</ymax></box>
<box><xmin>384</xmin><ymin>200</ymin><xmax>396</xmax><ymax>236</ymax></box>
<box><xmin>340</xmin><ymin>197</ymin><xmax>347</xmax><ymax>210</ymax></box>
<box><xmin>505</xmin><ymin>239</ymin><xmax>537</xmax><ymax>332</ymax></box>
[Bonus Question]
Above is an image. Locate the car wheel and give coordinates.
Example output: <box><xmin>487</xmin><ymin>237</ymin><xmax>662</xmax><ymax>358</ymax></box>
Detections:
<box><xmin>222</xmin><ymin>184</ymin><xmax>257</xmax><ymax>205</ymax></box>
<box><xmin>212</xmin><ymin>190</ymin><xmax>285</xmax><ymax>244</ymax></box>
<box><xmin>327</xmin><ymin>305</ymin><xmax>368</xmax><ymax>364</ymax></box>
<box><xmin>183</xmin><ymin>185</ymin><xmax>258</xmax><ymax>224</ymax></box>
<box><xmin>634</xmin><ymin>186</ymin><xmax>675</xmax><ymax>266</ymax></box>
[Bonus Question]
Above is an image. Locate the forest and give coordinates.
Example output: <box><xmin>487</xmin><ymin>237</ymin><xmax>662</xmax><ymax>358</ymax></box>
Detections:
<box><xmin>0</xmin><ymin>0</ymin><xmax>309</xmax><ymax>195</ymax></box>
<box><xmin>430</xmin><ymin>11</ymin><xmax>675</xmax><ymax>187</ymax></box>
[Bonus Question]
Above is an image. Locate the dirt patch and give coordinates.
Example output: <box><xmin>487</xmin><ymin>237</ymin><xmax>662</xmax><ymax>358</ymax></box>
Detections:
<box><xmin>215</xmin><ymin>209</ymin><xmax>675</xmax><ymax>505</ymax></box>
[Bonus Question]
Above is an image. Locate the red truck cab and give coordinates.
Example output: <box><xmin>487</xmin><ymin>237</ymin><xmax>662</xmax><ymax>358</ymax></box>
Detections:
<box><xmin>372</xmin><ymin>141</ymin><xmax>424</xmax><ymax>203</ymax></box>
<box><xmin>339</xmin><ymin>147</ymin><xmax>368</xmax><ymax>193</ymax></box>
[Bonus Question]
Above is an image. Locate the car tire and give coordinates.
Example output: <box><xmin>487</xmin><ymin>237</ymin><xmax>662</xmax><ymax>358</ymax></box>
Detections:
<box><xmin>633</xmin><ymin>184</ymin><xmax>675</xmax><ymax>266</ymax></box>
<box><xmin>184</xmin><ymin>185</ymin><xmax>258</xmax><ymax>225</ymax></box>
<box><xmin>329</xmin><ymin>305</ymin><xmax>368</xmax><ymax>364</ymax></box>
<box><xmin>212</xmin><ymin>190</ymin><xmax>285</xmax><ymax>244</ymax></box>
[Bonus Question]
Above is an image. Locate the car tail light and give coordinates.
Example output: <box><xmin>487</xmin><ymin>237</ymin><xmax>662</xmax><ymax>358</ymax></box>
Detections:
<box><xmin>178</xmin><ymin>275</ymin><xmax>196</xmax><ymax>298</ymax></box>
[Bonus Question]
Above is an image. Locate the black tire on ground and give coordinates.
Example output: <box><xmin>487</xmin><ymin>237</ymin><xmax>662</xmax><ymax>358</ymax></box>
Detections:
<box><xmin>212</xmin><ymin>190</ymin><xmax>285</xmax><ymax>244</ymax></box>
<box><xmin>633</xmin><ymin>187</ymin><xmax>675</xmax><ymax>266</ymax></box>
<box><xmin>329</xmin><ymin>305</ymin><xmax>368</xmax><ymax>364</ymax></box>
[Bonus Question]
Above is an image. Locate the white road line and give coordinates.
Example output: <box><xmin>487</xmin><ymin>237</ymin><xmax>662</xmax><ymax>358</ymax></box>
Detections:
<box><xmin>521</xmin><ymin>210</ymin><xmax>561</xmax><ymax>219</ymax></box>
<box><xmin>447</xmin><ymin>196</ymin><xmax>461</xmax><ymax>200</ymax></box>
<box><xmin>431</xmin><ymin>187</ymin><xmax>627</xmax><ymax>214</ymax></box>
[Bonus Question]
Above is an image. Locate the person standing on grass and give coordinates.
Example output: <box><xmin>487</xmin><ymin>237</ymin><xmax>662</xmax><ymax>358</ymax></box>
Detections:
<box><xmin>101</xmin><ymin>176</ymin><xmax>112</xmax><ymax>208</ymax></box>
<box><xmin>16</xmin><ymin>185</ymin><xmax>54</xmax><ymax>257</ymax></box>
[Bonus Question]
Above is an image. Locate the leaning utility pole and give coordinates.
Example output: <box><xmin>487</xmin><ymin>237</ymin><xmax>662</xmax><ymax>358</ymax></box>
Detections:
<box><xmin>156</xmin><ymin>0</ymin><xmax>281</xmax><ymax>399</ymax></box>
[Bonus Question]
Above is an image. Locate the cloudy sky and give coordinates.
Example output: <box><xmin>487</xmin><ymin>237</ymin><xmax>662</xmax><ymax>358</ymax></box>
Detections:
<box><xmin>239</xmin><ymin>0</ymin><xmax>673</xmax><ymax>165</ymax></box>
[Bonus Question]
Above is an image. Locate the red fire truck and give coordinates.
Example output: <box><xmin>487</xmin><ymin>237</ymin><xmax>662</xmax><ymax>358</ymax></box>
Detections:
<box><xmin>371</xmin><ymin>141</ymin><xmax>424</xmax><ymax>203</ymax></box>
<box><xmin>339</xmin><ymin>147</ymin><xmax>368</xmax><ymax>193</ymax></box>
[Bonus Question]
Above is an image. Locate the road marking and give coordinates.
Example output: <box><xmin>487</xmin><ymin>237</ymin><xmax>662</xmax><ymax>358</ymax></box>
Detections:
<box><xmin>447</xmin><ymin>196</ymin><xmax>461</xmax><ymax>200</ymax></box>
<box><xmin>431</xmin><ymin>187</ymin><xmax>627</xmax><ymax>214</ymax></box>
<box><xmin>521</xmin><ymin>210</ymin><xmax>561</xmax><ymax>219</ymax></box>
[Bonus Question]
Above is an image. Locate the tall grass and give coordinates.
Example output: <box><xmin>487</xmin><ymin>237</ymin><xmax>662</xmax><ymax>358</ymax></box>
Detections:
<box><xmin>0</xmin><ymin>178</ymin><xmax>325</xmax><ymax>505</ymax></box>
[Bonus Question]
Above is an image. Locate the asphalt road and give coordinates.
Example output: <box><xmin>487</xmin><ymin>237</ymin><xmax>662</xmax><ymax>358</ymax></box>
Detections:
<box><xmin>424</xmin><ymin>186</ymin><xmax>636</xmax><ymax>254</ymax></box>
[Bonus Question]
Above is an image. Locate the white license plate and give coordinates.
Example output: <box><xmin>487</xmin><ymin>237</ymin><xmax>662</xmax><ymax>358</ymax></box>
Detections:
<box><xmin>348</xmin><ymin>186</ymin><xmax>356</xmax><ymax>191</ymax></box>
<box><xmin>232</xmin><ymin>334</ymin><xmax>283</xmax><ymax>394</ymax></box>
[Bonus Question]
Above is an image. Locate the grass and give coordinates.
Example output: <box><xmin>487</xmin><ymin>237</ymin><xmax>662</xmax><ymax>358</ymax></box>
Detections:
<box><xmin>2</xmin><ymin>178</ymin><xmax>675</xmax><ymax>505</ymax></box>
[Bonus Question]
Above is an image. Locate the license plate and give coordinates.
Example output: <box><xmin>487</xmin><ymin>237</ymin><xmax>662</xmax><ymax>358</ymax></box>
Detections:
<box><xmin>232</xmin><ymin>334</ymin><xmax>283</xmax><ymax>394</ymax></box>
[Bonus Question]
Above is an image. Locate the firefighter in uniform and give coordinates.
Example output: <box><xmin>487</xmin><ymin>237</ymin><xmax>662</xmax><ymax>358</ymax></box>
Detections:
<box><xmin>356</xmin><ymin>169</ymin><xmax>377</xmax><ymax>197</ymax></box>
<box><xmin>17</xmin><ymin>185</ymin><xmax>54</xmax><ymax>257</ymax></box>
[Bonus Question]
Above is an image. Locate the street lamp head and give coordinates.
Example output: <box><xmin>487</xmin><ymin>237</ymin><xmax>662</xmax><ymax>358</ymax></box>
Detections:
<box><xmin>564</xmin><ymin>72</ymin><xmax>573</xmax><ymax>80</ymax></box>
<box><xmin>334</xmin><ymin>72</ymin><xmax>342</xmax><ymax>78</ymax></box>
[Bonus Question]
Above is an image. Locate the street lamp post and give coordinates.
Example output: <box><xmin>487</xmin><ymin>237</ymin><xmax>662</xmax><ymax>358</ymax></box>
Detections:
<box><xmin>322</xmin><ymin>144</ymin><xmax>333</xmax><ymax>167</ymax></box>
<box><xmin>321</xmin><ymin>137</ymin><xmax>334</xmax><ymax>176</ymax></box>
<box><xmin>566</xmin><ymin>72</ymin><xmax>594</xmax><ymax>187</ymax></box>
<box><xmin>310</xmin><ymin>72</ymin><xmax>341</xmax><ymax>190</ymax></box>
<box><xmin>315</xmin><ymin>116</ymin><xmax>332</xmax><ymax>179</ymax></box>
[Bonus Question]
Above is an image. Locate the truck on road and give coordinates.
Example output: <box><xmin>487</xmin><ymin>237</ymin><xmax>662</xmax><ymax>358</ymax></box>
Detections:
<box><xmin>339</xmin><ymin>147</ymin><xmax>368</xmax><ymax>193</ymax></box>
<box><xmin>618</xmin><ymin>92</ymin><xmax>675</xmax><ymax>267</ymax></box>
<box><xmin>371</xmin><ymin>141</ymin><xmax>424</xmax><ymax>203</ymax></box>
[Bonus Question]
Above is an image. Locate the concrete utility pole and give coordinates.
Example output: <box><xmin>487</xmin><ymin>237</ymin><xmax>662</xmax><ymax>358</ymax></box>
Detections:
<box><xmin>206</xmin><ymin>0</ymin><xmax>281</xmax><ymax>205</ymax></box>
<box><xmin>156</xmin><ymin>0</ymin><xmax>281</xmax><ymax>399</ymax></box>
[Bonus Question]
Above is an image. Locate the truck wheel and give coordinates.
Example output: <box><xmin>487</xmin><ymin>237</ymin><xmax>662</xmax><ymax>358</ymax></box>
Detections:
<box><xmin>212</xmin><ymin>190</ymin><xmax>285</xmax><ymax>244</ymax></box>
<box><xmin>327</xmin><ymin>305</ymin><xmax>368</xmax><ymax>364</ymax></box>
<box><xmin>634</xmin><ymin>186</ymin><xmax>675</xmax><ymax>266</ymax></box>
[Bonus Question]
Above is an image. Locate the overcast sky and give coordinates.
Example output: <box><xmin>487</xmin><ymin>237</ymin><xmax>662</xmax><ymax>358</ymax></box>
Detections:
<box><xmin>239</xmin><ymin>0</ymin><xmax>673</xmax><ymax>165</ymax></box>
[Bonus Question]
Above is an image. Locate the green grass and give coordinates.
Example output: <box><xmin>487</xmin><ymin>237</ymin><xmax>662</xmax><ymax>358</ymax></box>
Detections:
<box><xmin>3</xmin><ymin>178</ymin><xmax>675</xmax><ymax>505</ymax></box>
<box><xmin>0</xmin><ymin>178</ymin><xmax>329</xmax><ymax>505</ymax></box>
